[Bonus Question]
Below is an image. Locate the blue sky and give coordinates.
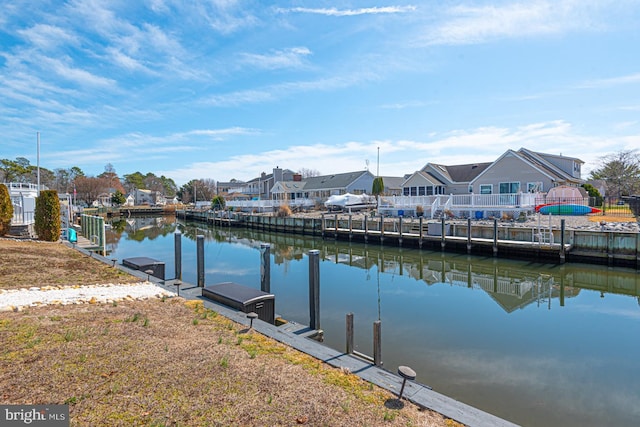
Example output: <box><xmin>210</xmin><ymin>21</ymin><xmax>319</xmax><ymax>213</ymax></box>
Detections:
<box><xmin>1</xmin><ymin>1</ymin><xmax>639</xmax><ymax>186</ymax></box>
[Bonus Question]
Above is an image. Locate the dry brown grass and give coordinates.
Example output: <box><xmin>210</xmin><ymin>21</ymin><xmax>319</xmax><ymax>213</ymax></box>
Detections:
<box><xmin>0</xmin><ymin>239</ymin><xmax>139</xmax><ymax>290</ymax></box>
<box><xmin>0</xmin><ymin>239</ymin><xmax>456</xmax><ymax>427</ymax></box>
<box><xmin>587</xmin><ymin>214</ymin><xmax>636</xmax><ymax>223</ymax></box>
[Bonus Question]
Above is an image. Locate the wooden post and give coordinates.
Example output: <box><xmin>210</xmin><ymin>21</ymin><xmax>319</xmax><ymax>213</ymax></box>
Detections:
<box><xmin>321</xmin><ymin>213</ymin><xmax>325</xmax><ymax>239</ymax></box>
<box><xmin>560</xmin><ymin>273</ymin><xmax>565</xmax><ymax>307</ymax></box>
<box><xmin>197</xmin><ymin>235</ymin><xmax>205</xmax><ymax>287</ymax></box>
<box><xmin>560</xmin><ymin>219</ymin><xmax>566</xmax><ymax>264</ymax></box>
<box><xmin>441</xmin><ymin>217</ymin><xmax>446</xmax><ymax>251</ymax></box>
<box><xmin>373</xmin><ymin>320</ymin><xmax>382</xmax><ymax>367</ymax></box>
<box><xmin>379</xmin><ymin>215</ymin><xmax>384</xmax><ymax>244</ymax></box>
<box><xmin>493</xmin><ymin>219</ymin><xmax>498</xmax><ymax>257</ymax></box>
<box><xmin>260</xmin><ymin>243</ymin><xmax>271</xmax><ymax>293</ymax></box>
<box><xmin>364</xmin><ymin>217</ymin><xmax>369</xmax><ymax>243</ymax></box>
<box><xmin>174</xmin><ymin>232</ymin><xmax>182</xmax><ymax>281</ymax></box>
<box><xmin>349</xmin><ymin>214</ymin><xmax>353</xmax><ymax>241</ymax></box>
<box><xmin>418</xmin><ymin>216</ymin><xmax>423</xmax><ymax>248</ymax></box>
<box><xmin>467</xmin><ymin>218</ymin><xmax>472</xmax><ymax>254</ymax></box>
<box><xmin>309</xmin><ymin>250</ymin><xmax>320</xmax><ymax>330</ymax></box>
<box><xmin>398</xmin><ymin>216</ymin><xmax>403</xmax><ymax>247</ymax></box>
<box><xmin>334</xmin><ymin>214</ymin><xmax>338</xmax><ymax>240</ymax></box>
<box><xmin>346</xmin><ymin>313</ymin><xmax>354</xmax><ymax>354</ymax></box>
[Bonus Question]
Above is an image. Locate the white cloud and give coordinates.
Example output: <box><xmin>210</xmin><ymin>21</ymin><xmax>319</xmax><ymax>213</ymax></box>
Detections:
<box><xmin>39</xmin><ymin>55</ymin><xmax>117</xmax><ymax>88</ymax></box>
<box><xmin>577</xmin><ymin>72</ymin><xmax>640</xmax><ymax>89</ymax></box>
<box><xmin>279</xmin><ymin>6</ymin><xmax>417</xmax><ymax>17</ymax></box>
<box><xmin>239</xmin><ymin>47</ymin><xmax>312</xmax><ymax>70</ymax></box>
<box><xmin>17</xmin><ymin>24</ymin><xmax>78</xmax><ymax>49</ymax></box>
<box><xmin>419</xmin><ymin>1</ymin><xmax>600</xmax><ymax>46</ymax></box>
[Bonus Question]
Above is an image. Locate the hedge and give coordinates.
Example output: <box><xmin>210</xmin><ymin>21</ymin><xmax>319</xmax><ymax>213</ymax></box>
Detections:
<box><xmin>0</xmin><ymin>184</ymin><xmax>13</xmax><ymax>236</ymax></box>
<box><xmin>34</xmin><ymin>190</ymin><xmax>61</xmax><ymax>241</ymax></box>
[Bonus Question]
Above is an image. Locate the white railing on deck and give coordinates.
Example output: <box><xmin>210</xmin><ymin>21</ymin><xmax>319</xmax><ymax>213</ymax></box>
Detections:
<box><xmin>380</xmin><ymin>192</ymin><xmax>541</xmax><ymax>210</ymax></box>
<box><xmin>227</xmin><ymin>199</ymin><xmax>315</xmax><ymax>210</ymax></box>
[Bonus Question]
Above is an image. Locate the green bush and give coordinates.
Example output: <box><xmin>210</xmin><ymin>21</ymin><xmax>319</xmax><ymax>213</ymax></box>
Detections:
<box><xmin>35</xmin><ymin>190</ymin><xmax>61</xmax><ymax>241</ymax></box>
<box><xmin>211</xmin><ymin>195</ymin><xmax>226</xmax><ymax>210</ymax></box>
<box><xmin>372</xmin><ymin>177</ymin><xmax>384</xmax><ymax>198</ymax></box>
<box><xmin>0</xmin><ymin>184</ymin><xmax>13</xmax><ymax>236</ymax></box>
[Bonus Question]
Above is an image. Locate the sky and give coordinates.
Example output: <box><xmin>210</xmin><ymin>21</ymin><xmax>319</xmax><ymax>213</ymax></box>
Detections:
<box><xmin>1</xmin><ymin>0</ymin><xmax>639</xmax><ymax>186</ymax></box>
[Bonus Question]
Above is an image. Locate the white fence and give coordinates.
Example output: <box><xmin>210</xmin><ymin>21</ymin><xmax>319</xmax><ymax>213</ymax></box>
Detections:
<box><xmin>226</xmin><ymin>198</ymin><xmax>315</xmax><ymax>212</ymax></box>
<box><xmin>226</xmin><ymin>192</ymin><xmax>591</xmax><ymax>218</ymax></box>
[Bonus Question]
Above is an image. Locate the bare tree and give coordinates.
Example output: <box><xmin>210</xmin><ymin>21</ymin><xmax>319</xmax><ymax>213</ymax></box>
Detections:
<box><xmin>298</xmin><ymin>168</ymin><xmax>321</xmax><ymax>178</ymax></box>
<box><xmin>589</xmin><ymin>150</ymin><xmax>640</xmax><ymax>198</ymax></box>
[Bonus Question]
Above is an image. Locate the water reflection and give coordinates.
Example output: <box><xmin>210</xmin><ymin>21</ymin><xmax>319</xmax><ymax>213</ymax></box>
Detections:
<box><xmin>108</xmin><ymin>217</ymin><xmax>640</xmax><ymax>308</ymax></box>
<box><xmin>106</xmin><ymin>217</ymin><xmax>640</xmax><ymax>427</ymax></box>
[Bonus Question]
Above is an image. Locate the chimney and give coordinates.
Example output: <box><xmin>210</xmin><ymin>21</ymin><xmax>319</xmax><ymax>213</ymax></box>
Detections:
<box><xmin>293</xmin><ymin>174</ymin><xmax>302</xmax><ymax>182</ymax></box>
<box><xmin>273</xmin><ymin>167</ymin><xmax>283</xmax><ymax>183</ymax></box>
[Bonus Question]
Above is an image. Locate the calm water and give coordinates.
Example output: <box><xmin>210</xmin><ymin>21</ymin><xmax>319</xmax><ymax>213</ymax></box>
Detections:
<box><xmin>106</xmin><ymin>216</ymin><xmax>640</xmax><ymax>427</ymax></box>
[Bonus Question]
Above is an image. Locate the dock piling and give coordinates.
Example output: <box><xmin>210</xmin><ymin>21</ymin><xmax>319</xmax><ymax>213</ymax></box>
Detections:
<box><xmin>346</xmin><ymin>313</ymin><xmax>354</xmax><ymax>354</ymax></box>
<box><xmin>373</xmin><ymin>320</ymin><xmax>382</xmax><ymax>367</ymax></box>
<box><xmin>560</xmin><ymin>219</ymin><xmax>566</xmax><ymax>264</ymax></box>
<box><xmin>174</xmin><ymin>232</ymin><xmax>182</xmax><ymax>281</ymax></box>
<box><xmin>260</xmin><ymin>243</ymin><xmax>271</xmax><ymax>293</ymax></box>
<box><xmin>197</xmin><ymin>235</ymin><xmax>204</xmax><ymax>287</ymax></box>
<box><xmin>493</xmin><ymin>219</ymin><xmax>498</xmax><ymax>257</ymax></box>
<box><xmin>309</xmin><ymin>250</ymin><xmax>320</xmax><ymax>330</ymax></box>
<box><xmin>467</xmin><ymin>218</ymin><xmax>472</xmax><ymax>254</ymax></box>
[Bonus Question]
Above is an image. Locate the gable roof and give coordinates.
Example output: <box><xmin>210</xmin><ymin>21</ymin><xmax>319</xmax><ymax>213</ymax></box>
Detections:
<box><xmin>303</xmin><ymin>170</ymin><xmax>374</xmax><ymax>191</ymax></box>
<box><xmin>246</xmin><ymin>168</ymin><xmax>296</xmax><ymax>184</ymax></box>
<box><xmin>380</xmin><ymin>176</ymin><xmax>406</xmax><ymax>190</ymax></box>
<box><xmin>422</xmin><ymin>162</ymin><xmax>492</xmax><ymax>184</ymax></box>
<box><xmin>470</xmin><ymin>148</ymin><xmax>584</xmax><ymax>186</ymax></box>
<box><xmin>402</xmin><ymin>170</ymin><xmax>446</xmax><ymax>187</ymax></box>
<box><xmin>516</xmin><ymin>148</ymin><xmax>582</xmax><ymax>183</ymax></box>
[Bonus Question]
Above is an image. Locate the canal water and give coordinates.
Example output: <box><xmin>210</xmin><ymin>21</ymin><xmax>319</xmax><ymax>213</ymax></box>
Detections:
<box><xmin>106</xmin><ymin>216</ymin><xmax>640</xmax><ymax>427</ymax></box>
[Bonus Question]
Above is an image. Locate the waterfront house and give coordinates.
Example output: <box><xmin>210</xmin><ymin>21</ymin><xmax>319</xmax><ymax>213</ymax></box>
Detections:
<box><xmin>233</xmin><ymin>167</ymin><xmax>297</xmax><ymax>200</ymax></box>
<box><xmin>380</xmin><ymin>176</ymin><xmax>406</xmax><ymax>196</ymax></box>
<box><xmin>469</xmin><ymin>148</ymin><xmax>584</xmax><ymax>195</ymax></box>
<box><xmin>300</xmin><ymin>170</ymin><xmax>376</xmax><ymax>203</ymax></box>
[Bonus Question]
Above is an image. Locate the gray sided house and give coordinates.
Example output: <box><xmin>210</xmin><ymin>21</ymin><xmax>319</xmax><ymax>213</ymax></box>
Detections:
<box><xmin>380</xmin><ymin>176</ymin><xmax>406</xmax><ymax>196</ymax></box>
<box><xmin>243</xmin><ymin>167</ymin><xmax>297</xmax><ymax>200</ymax></box>
<box><xmin>469</xmin><ymin>148</ymin><xmax>584</xmax><ymax>195</ymax></box>
<box><xmin>301</xmin><ymin>170</ymin><xmax>375</xmax><ymax>202</ymax></box>
<box><xmin>270</xmin><ymin>180</ymin><xmax>307</xmax><ymax>201</ymax></box>
<box><xmin>403</xmin><ymin>162</ymin><xmax>492</xmax><ymax>196</ymax></box>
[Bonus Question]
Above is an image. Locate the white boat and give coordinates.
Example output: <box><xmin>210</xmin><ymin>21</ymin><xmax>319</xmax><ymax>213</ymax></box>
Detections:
<box><xmin>324</xmin><ymin>193</ymin><xmax>377</xmax><ymax>212</ymax></box>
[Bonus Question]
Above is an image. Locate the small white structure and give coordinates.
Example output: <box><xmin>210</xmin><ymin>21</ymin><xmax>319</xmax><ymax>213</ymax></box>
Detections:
<box><xmin>5</xmin><ymin>183</ymin><xmax>38</xmax><ymax>225</ymax></box>
<box><xmin>324</xmin><ymin>193</ymin><xmax>377</xmax><ymax>211</ymax></box>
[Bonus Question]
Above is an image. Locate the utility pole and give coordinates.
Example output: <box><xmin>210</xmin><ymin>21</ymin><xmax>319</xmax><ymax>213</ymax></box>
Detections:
<box><xmin>37</xmin><ymin>132</ymin><xmax>41</xmax><ymax>196</ymax></box>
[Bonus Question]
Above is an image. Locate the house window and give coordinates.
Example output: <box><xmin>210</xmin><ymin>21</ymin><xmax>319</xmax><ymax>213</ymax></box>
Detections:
<box><xmin>418</xmin><ymin>187</ymin><xmax>426</xmax><ymax>196</ymax></box>
<box><xmin>480</xmin><ymin>185</ymin><xmax>492</xmax><ymax>194</ymax></box>
<box><xmin>426</xmin><ymin>187</ymin><xmax>433</xmax><ymax>196</ymax></box>
<box><xmin>527</xmin><ymin>182</ymin><xmax>542</xmax><ymax>193</ymax></box>
<box><xmin>410</xmin><ymin>187</ymin><xmax>417</xmax><ymax>196</ymax></box>
<box><xmin>403</xmin><ymin>187</ymin><xmax>410</xmax><ymax>196</ymax></box>
<box><xmin>499</xmin><ymin>182</ymin><xmax>520</xmax><ymax>194</ymax></box>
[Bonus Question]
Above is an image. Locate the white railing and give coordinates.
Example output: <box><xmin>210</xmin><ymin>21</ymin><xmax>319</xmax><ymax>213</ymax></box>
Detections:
<box><xmin>381</xmin><ymin>193</ymin><xmax>541</xmax><ymax>210</ymax></box>
<box><xmin>9</xmin><ymin>194</ymin><xmax>35</xmax><ymax>225</ymax></box>
<box><xmin>226</xmin><ymin>198</ymin><xmax>315</xmax><ymax>211</ymax></box>
<box><xmin>6</xmin><ymin>182</ymin><xmax>40</xmax><ymax>191</ymax></box>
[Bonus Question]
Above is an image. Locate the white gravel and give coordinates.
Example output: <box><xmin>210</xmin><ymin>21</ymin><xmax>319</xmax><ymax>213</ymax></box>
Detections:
<box><xmin>0</xmin><ymin>282</ymin><xmax>176</xmax><ymax>312</ymax></box>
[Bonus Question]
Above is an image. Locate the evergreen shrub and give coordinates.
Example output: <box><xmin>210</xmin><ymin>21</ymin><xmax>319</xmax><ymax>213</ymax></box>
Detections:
<box><xmin>0</xmin><ymin>184</ymin><xmax>13</xmax><ymax>236</ymax></box>
<box><xmin>34</xmin><ymin>190</ymin><xmax>61</xmax><ymax>241</ymax></box>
